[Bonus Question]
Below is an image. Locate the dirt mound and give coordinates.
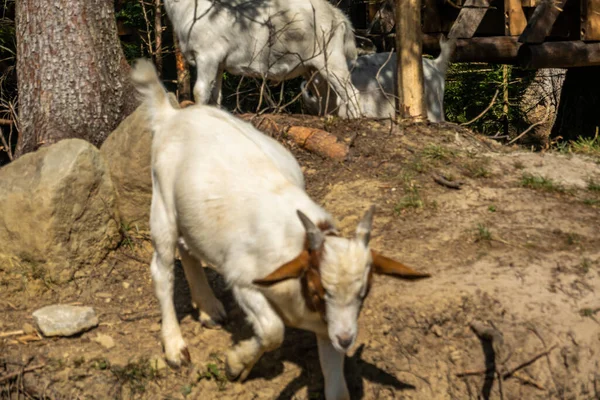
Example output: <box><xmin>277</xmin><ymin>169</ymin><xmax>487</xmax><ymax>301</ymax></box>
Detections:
<box><xmin>1</xmin><ymin>116</ymin><xmax>599</xmax><ymax>399</ymax></box>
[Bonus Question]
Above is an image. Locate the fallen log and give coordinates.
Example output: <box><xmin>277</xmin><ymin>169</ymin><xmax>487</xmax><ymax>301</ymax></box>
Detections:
<box><xmin>239</xmin><ymin>114</ymin><xmax>349</xmax><ymax>161</ymax></box>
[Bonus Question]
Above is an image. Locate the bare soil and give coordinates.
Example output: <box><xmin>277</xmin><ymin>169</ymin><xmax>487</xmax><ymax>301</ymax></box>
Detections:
<box><xmin>1</xmin><ymin>116</ymin><xmax>599</xmax><ymax>400</ymax></box>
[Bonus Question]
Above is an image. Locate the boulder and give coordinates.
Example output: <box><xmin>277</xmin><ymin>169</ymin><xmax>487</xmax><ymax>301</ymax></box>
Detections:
<box><xmin>101</xmin><ymin>105</ymin><xmax>152</xmax><ymax>231</ymax></box>
<box><xmin>101</xmin><ymin>95</ymin><xmax>179</xmax><ymax>231</ymax></box>
<box><xmin>0</xmin><ymin>139</ymin><xmax>120</xmax><ymax>282</ymax></box>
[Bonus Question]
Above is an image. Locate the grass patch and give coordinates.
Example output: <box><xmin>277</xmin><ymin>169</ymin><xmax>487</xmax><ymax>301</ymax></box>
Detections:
<box><xmin>579</xmin><ymin>259</ymin><xmax>591</xmax><ymax>274</ymax></box>
<box><xmin>394</xmin><ymin>174</ymin><xmax>424</xmax><ymax>213</ymax></box>
<box><xmin>488</xmin><ymin>205</ymin><xmax>497</xmax><ymax>212</ymax></box>
<box><xmin>580</xmin><ymin>308</ymin><xmax>600</xmax><ymax>318</ymax></box>
<box><xmin>422</xmin><ymin>144</ymin><xmax>454</xmax><ymax>161</ymax></box>
<box><xmin>583</xmin><ymin>198</ymin><xmax>600</xmax><ymax>206</ymax></box>
<box><xmin>111</xmin><ymin>358</ymin><xmax>158</xmax><ymax>394</ymax></box>
<box><xmin>570</xmin><ymin>131</ymin><xmax>600</xmax><ymax>157</ymax></box>
<box><xmin>587</xmin><ymin>179</ymin><xmax>600</xmax><ymax>192</ymax></box>
<box><xmin>475</xmin><ymin>223</ymin><xmax>492</xmax><ymax>242</ymax></box>
<box><xmin>197</xmin><ymin>362</ymin><xmax>228</xmax><ymax>391</ymax></box>
<box><xmin>520</xmin><ymin>173</ymin><xmax>565</xmax><ymax>193</ymax></box>
<box><xmin>513</xmin><ymin>160</ymin><xmax>525</xmax><ymax>170</ymax></box>
<box><xmin>464</xmin><ymin>157</ymin><xmax>491</xmax><ymax>178</ymax></box>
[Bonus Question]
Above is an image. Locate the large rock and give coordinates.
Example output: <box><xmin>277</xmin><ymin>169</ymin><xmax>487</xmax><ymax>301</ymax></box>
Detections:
<box><xmin>101</xmin><ymin>96</ymin><xmax>179</xmax><ymax>231</ymax></box>
<box><xmin>0</xmin><ymin>139</ymin><xmax>120</xmax><ymax>282</ymax></box>
<box><xmin>101</xmin><ymin>105</ymin><xmax>152</xmax><ymax>230</ymax></box>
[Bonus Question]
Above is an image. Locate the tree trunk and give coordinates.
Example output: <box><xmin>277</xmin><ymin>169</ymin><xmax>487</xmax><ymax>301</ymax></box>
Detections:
<box><xmin>155</xmin><ymin>0</ymin><xmax>163</xmax><ymax>75</ymax></box>
<box><xmin>396</xmin><ymin>0</ymin><xmax>426</xmax><ymax>120</ymax></box>
<box><xmin>521</xmin><ymin>68</ymin><xmax>565</xmax><ymax>137</ymax></box>
<box><xmin>15</xmin><ymin>0</ymin><xmax>138</xmax><ymax>157</ymax></box>
<box><xmin>551</xmin><ymin>66</ymin><xmax>600</xmax><ymax>142</ymax></box>
<box><xmin>173</xmin><ymin>33</ymin><xmax>191</xmax><ymax>101</ymax></box>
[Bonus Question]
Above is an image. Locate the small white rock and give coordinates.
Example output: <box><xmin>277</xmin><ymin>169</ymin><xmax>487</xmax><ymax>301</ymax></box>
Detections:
<box><xmin>122</xmin><ymin>282</ymin><xmax>130</xmax><ymax>289</ymax></box>
<box><xmin>32</xmin><ymin>305</ymin><xmax>98</xmax><ymax>337</ymax></box>
<box><xmin>94</xmin><ymin>333</ymin><xmax>115</xmax><ymax>349</ymax></box>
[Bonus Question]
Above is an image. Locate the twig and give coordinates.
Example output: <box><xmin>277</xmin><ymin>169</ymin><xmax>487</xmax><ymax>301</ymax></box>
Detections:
<box><xmin>513</xmin><ymin>371</ymin><xmax>546</xmax><ymax>390</ymax></box>
<box><xmin>461</xmin><ymin>89</ymin><xmax>500</xmax><ymax>126</ymax></box>
<box><xmin>0</xmin><ymin>364</ymin><xmax>45</xmax><ymax>384</ymax></box>
<box><xmin>432</xmin><ymin>173</ymin><xmax>462</xmax><ymax>189</ymax></box>
<box><xmin>119</xmin><ymin>312</ymin><xmax>160</xmax><ymax>322</ymax></box>
<box><xmin>0</xmin><ymin>330</ymin><xmax>24</xmax><ymax>338</ymax></box>
<box><xmin>0</xmin><ymin>118</ymin><xmax>12</xmax><ymax>125</ymax></box>
<box><xmin>502</xmin><ymin>344</ymin><xmax>558</xmax><ymax>379</ymax></box>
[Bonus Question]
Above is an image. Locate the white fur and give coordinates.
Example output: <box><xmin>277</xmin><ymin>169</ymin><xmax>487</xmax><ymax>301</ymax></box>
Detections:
<box><xmin>164</xmin><ymin>0</ymin><xmax>362</xmax><ymax>118</ymax></box>
<box><xmin>131</xmin><ymin>59</ymin><xmax>375</xmax><ymax>400</ymax></box>
<box><xmin>302</xmin><ymin>37</ymin><xmax>456</xmax><ymax>122</ymax></box>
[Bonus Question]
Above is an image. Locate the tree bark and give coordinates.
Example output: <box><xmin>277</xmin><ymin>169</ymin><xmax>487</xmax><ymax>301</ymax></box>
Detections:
<box><xmin>155</xmin><ymin>0</ymin><xmax>163</xmax><ymax>75</ymax></box>
<box><xmin>551</xmin><ymin>67</ymin><xmax>600</xmax><ymax>142</ymax></box>
<box><xmin>396</xmin><ymin>0</ymin><xmax>426</xmax><ymax>120</ymax></box>
<box><xmin>15</xmin><ymin>0</ymin><xmax>138</xmax><ymax>157</ymax></box>
<box><xmin>173</xmin><ymin>33</ymin><xmax>191</xmax><ymax>101</ymax></box>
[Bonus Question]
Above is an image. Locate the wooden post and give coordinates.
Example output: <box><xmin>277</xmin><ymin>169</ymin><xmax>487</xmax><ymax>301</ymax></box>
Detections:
<box><xmin>396</xmin><ymin>0</ymin><xmax>426</xmax><ymax>120</ymax></box>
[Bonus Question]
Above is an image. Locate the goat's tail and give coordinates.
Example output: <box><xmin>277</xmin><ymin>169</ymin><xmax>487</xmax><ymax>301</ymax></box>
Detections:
<box><xmin>131</xmin><ymin>58</ymin><xmax>176</xmax><ymax>122</ymax></box>
<box><xmin>434</xmin><ymin>35</ymin><xmax>457</xmax><ymax>76</ymax></box>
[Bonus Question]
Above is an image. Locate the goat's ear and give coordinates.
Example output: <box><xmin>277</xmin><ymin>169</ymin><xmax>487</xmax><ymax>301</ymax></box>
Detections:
<box><xmin>370</xmin><ymin>250</ymin><xmax>431</xmax><ymax>279</ymax></box>
<box><xmin>356</xmin><ymin>205</ymin><xmax>375</xmax><ymax>246</ymax></box>
<box><xmin>253</xmin><ymin>251</ymin><xmax>310</xmax><ymax>286</ymax></box>
<box><xmin>297</xmin><ymin>210</ymin><xmax>324</xmax><ymax>251</ymax></box>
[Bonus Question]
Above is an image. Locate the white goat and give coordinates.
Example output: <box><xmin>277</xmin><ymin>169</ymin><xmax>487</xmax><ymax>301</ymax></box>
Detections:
<box><xmin>302</xmin><ymin>37</ymin><xmax>456</xmax><ymax>122</ymax></box>
<box><xmin>164</xmin><ymin>0</ymin><xmax>362</xmax><ymax>118</ymax></box>
<box><xmin>131</xmin><ymin>59</ymin><xmax>430</xmax><ymax>400</ymax></box>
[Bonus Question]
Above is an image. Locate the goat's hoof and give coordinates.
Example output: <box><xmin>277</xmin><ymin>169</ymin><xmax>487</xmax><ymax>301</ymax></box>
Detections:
<box><xmin>200</xmin><ymin>314</ymin><xmax>224</xmax><ymax>329</ymax></box>
<box><xmin>225</xmin><ymin>351</ymin><xmax>246</xmax><ymax>381</ymax></box>
<box><xmin>164</xmin><ymin>343</ymin><xmax>191</xmax><ymax>368</ymax></box>
<box><xmin>200</xmin><ymin>300</ymin><xmax>227</xmax><ymax>329</ymax></box>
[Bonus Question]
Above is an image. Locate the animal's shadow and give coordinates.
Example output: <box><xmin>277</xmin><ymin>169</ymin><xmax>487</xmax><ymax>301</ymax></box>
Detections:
<box><xmin>172</xmin><ymin>262</ymin><xmax>415</xmax><ymax>399</ymax></box>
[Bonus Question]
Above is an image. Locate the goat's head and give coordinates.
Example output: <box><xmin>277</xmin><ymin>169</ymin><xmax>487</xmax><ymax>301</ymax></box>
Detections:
<box><xmin>253</xmin><ymin>206</ymin><xmax>431</xmax><ymax>353</ymax></box>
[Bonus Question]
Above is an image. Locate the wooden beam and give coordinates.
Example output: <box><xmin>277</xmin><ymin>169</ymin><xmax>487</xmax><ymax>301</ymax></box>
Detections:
<box><xmin>448</xmin><ymin>0</ymin><xmax>494</xmax><ymax>39</ymax></box>
<box><xmin>518</xmin><ymin>0</ymin><xmax>569</xmax><ymax>43</ymax></box>
<box><xmin>518</xmin><ymin>40</ymin><xmax>600</xmax><ymax>68</ymax></box>
<box><xmin>423</xmin><ymin>35</ymin><xmax>521</xmax><ymax>63</ymax></box>
<box><xmin>581</xmin><ymin>0</ymin><xmax>600</xmax><ymax>40</ymax></box>
<box><xmin>505</xmin><ymin>0</ymin><xmax>528</xmax><ymax>35</ymax></box>
<box><xmin>396</xmin><ymin>0</ymin><xmax>426</xmax><ymax>120</ymax></box>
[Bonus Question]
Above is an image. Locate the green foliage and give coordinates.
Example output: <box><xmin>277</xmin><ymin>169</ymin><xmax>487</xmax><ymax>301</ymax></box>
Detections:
<box><xmin>111</xmin><ymin>358</ymin><xmax>158</xmax><ymax>394</ymax></box>
<box><xmin>444</xmin><ymin>63</ymin><xmax>535</xmax><ymax>137</ymax></box>
<box><xmin>475</xmin><ymin>223</ymin><xmax>492</xmax><ymax>242</ymax></box>
<box><xmin>520</xmin><ymin>173</ymin><xmax>565</xmax><ymax>193</ymax></box>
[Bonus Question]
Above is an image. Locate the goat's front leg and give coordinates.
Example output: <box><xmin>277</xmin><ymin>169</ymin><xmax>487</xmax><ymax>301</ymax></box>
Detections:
<box><xmin>226</xmin><ymin>286</ymin><xmax>285</xmax><ymax>381</ymax></box>
<box><xmin>317</xmin><ymin>336</ymin><xmax>349</xmax><ymax>400</ymax></box>
<box><xmin>150</xmin><ymin>197</ymin><xmax>189</xmax><ymax>366</ymax></box>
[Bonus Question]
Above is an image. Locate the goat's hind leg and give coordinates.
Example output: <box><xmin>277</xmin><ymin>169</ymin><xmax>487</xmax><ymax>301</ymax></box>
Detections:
<box><xmin>150</xmin><ymin>195</ymin><xmax>190</xmax><ymax>367</ymax></box>
<box><xmin>177</xmin><ymin>239</ymin><xmax>226</xmax><ymax>328</ymax></box>
<box><xmin>226</xmin><ymin>286</ymin><xmax>285</xmax><ymax>381</ymax></box>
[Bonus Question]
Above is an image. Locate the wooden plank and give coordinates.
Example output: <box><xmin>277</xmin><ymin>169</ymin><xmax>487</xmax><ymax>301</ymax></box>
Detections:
<box><xmin>581</xmin><ymin>0</ymin><xmax>600</xmax><ymax>40</ymax></box>
<box><xmin>505</xmin><ymin>0</ymin><xmax>528</xmax><ymax>35</ymax></box>
<box><xmin>518</xmin><ymin>0</ymin><xmax>569</xmax><ymax>43</ymax></box>
<box><xmin>518</xmin><ymin>40</ymin><xmax>600</xmax><ymax>68</ymax></box>
<box><xmin>423</xmin><ymin>35</ymin><xmax>521</xmax><ymax>63</ymax></box>
<box><xmin>396</xmin><ymin>0</ymin><xmax>426</xmax><ymax>120</ymax></box>
<box><xmin>521</xmin><ymin>0</ymin><xmax>539</xmax><ymax>7</ymax></box>
<box><xmin>448</xmin><ymin>0</ymin><xmax>494</xmax><ymax>39</ymax></box>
